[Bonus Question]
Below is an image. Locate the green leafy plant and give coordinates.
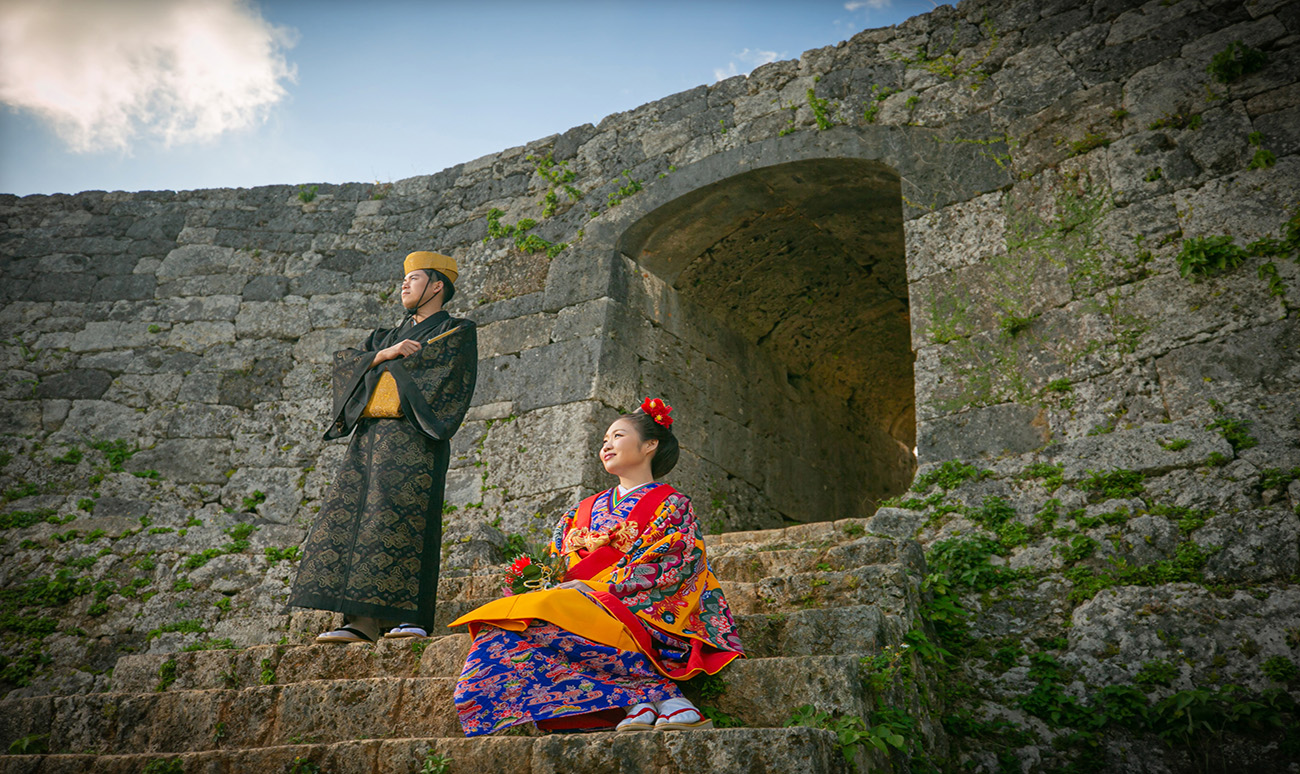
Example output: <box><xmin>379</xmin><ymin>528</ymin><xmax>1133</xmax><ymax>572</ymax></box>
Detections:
<box><xmin>1079</xmin><ymin>469</ymin><xmax>1144</xmax><ymax>500</ymax></box>
<box><xmin>786</xmin><ymin>704</ymin><xmax>906</xmax><ymax>763</ymax></box>
<box><xmin>141</xmin><ymin>759</ymin><xmax>184</xmax><ymax>774</ymax></box>
<box><xmin>146</xmin><ymin>620</ymin><xmax>206</xmax><ymax>641</ymax></box>
<box><xmin>1206</xmin><ymin>40</ymin><xmax>1268</xmax><ymax>83</ymax></box>
<box><xmin>265</xmin><ymin>546</ymin><xmax>301</xmax><ymax>563</ymax></box>
<box><xmin>156</xmin><ymin>659</ymin><xmax>177</xmax><ymax>691</ymax></box>
<box><xmin>1149</xmin><ymin>112</ymin><xmax>1202</xmax><ymax>131</ymax></box>
<box><xmin>6</xmin><ymin>733</ymin><xmax>48</xmax><ymax>755</ymax></box>
<box><xmin>606</xmin><ymin>170</ymin><xmax>643</xmax><ymax>208</ymax></box>
<box><xmin>1176</xmin><ymin>235</ymin><xmax>1246</xmax><ymax>281</ymax></box>
<box><xmin>807</xmin><ymin>88</ymin><xmax>836</xmax><ymax>130</ymax></box>
<box><xmin>297</xmin><ymin>185</ymin><xmax>318</xmax><ymax>203</ymax></box>
<box><xmin>1135</xmin><ymin>659</ymin><xmax>1179</xmax><ymax>687</ymax></box>
<box><xmin>1068</xmin><ymin>133</ymin><xmax>1111</xmax><ymax>156</ymax></box>
<box><xmin>419</xmin><ymin>750</ymin><xmax>451</xmax><ymax>774</ymax></box>
<box><xmin>242</xmin><ymin>491</ymin><xmax>266</xmax><ymax>511</ymax></box>
<box><xmin>1019</xmin><ymin>462</ymin><xmax>1065</xmax><ymax>492</ymax></box>
<box><xmin>1159</xmin><ymin>438</ymin><xmax>1191</xmax><ymax>451</ymax></box>
<box><xmin>260</xmin><ymin>657</ymin><xmax>276</xmax><ymax>685</ymax></box>
<box><xmin>180</xmin><ymin>638</ymin><xmax>236</xmax><ymax>652</ymax></box>
<box><xmin>861</xmin><ymin>84</ymin><xmax>896</xmax><ymax>123</ymax></box>
<box><xmin>1207</xmin><ymin>414</ymin><xmax>1258</xmax><ymax>452</ymax></box>
<box><xmin>89</xmin><ymin>439</ymin><xmax>138</xmax><ymax>471</ymax></box>
<box><xmin>52</xmin><ymin>446</ymin><xmax>83</xmax><ymax>465</ymax></box>
<box><xmin>912</xmin><ymin>460</ymin><xmax>991</xmax><ymax>494</ymax></box>
<box><xmin>1261</xmin><ymin>655</ymin><xmax>1298</xmax><ymax>683</ymax></box>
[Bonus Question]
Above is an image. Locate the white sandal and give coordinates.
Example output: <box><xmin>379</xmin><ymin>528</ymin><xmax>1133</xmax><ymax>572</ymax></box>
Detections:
<box><xmin>654</xmin><ymin>699</ymin><xmax>713</xmax><ymax>731</ymax></box>
<box><xmin>314</xmin><ymin>626</ymin><xmax>375</xmax><ymax>644</ymax></box>
<box><xmin>383</xmin><ymin>623</ymin><xmax>428</xmax><ymax>639</ymax></box>
<box><xmin>616</xmin><ymin>703</ymin><xmax>658</xmax><ymax>732</ymax></box>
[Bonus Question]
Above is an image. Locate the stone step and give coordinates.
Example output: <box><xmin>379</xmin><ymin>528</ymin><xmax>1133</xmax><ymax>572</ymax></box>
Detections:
<box><xmin>707</xmin><ymin>535</ymin><xmax>912</xmax><ymax>583</ymax></box>
<box><xmin>706</xmin><ymin>517</ymin><xmax>872</xmax><ymax>549</ymax></box>
<box><xmin>433</xmin><ymin>532</ymin><xmax>913</xmax><ymax>601</ymax></box>
<box><xmin>110</xmin><ymin>604</ymin><xmax>906</xmax><ymax>693</ymax></box>
<box><xmin>0</xmin><ymin>728</ymin><xmax>849</xmax><ymax>774</ymax></box>
<box><xmin>430</xmin><ymin>565</ymin><xmax>923</xmax><ymax>631</ymax></box>
<box><xmin>1</xmin><ymin>657</ymin><xmax>872</xmax><ymax>756</ymax></box>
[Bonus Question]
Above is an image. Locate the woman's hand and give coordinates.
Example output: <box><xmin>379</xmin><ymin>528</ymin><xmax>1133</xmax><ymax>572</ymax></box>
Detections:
<box><xmin>554</xmin><ymin>580</ymin><xmax>588</xmax><ymax>591</ymax></box>
<box><xmin>371</xmin><ymin>339</ymin><xmax>421</xmax><ymax>367</ymax></box>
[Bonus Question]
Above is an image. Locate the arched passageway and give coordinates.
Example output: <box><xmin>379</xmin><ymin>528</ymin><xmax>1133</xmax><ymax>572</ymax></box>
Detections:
<box><xmin>617</xmin><ymin>158</ymin><xmax>915</xmax><ymax>524</ymax></box>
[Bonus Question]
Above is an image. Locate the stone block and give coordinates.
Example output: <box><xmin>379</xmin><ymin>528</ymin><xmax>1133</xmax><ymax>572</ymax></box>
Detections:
<box><xmin>101</xmin><ymin>374</ymin><xmax>183</xmax><ymax>408</ymax></box>
<box><xmin>1154</xmin><ymin>318</ymin><xmax>1300</xmax><ymax>418</ymax></box>
<box><xmin>165</xmin><ymin>322</ymin><xmax>235</xmax><ymax>353</ymax></box>
<box><xmin>91</xmin><ymin>274</ymin><xmax>156</xmax><ymax>302</ymax></box>
<box><xmin>1174</xmin><ymin>152</ymin><xmax>1300</xmax><ymax>241</ymax></box>
<box><xmin>155</xmin><ymin>295</ymin><xmax>241</xmax><ymax>322</ymax></box>
<box><xmin>35</xmin><ymin>369</ymin><xmax>113</xmax><ymax>400</ymax></box>
<box><xmin>293</xmin><ymin>328</ymin><xmax>369</xmax><ymax>364</ymax></box>
<box><xmin>51</xmin><ymin>399</ymin><xmax>156</xmax><ymax>443</ymax></box>
<box><xmin>474</xmin><ymin>337</ymin><xmax>600</xmax><ymax>414</ymax></box>
<box><xmin>1105</xmin><ymin>131</ymin><xmax>1201</xmax><ymax>206</ymax></box>
<box><xmin>481</xmin><ymin>402</ymin><xmax>600</xmax><ymax>501</ymax></box>
<box><xmin>176</xmin><ymin>372</ymin><xmax>224</xmax><ymax>403</ymax></box>
<box><xmin>1197</xmin><ymin>508</ymin><xmax>1299</xmax><ymax>584</ymax></box>
<box><xmin>69</xmin><ymin>321</ymin><xmax>158</xmax><ymax>352</ymax></box>
<box><xmin>235</xmin><ymin>301</ymin><xmax>309</xmax><ymax>340</ymax></box>
<box><xmin>21</xmin><ymin>273</ymin><xmax>98</xmax><ymax>303</ymax></box>
<box><xmin>904</xmin><ymin>191</ymin><xmax>1006</xmax><ymax>282</ymax></box>
<box><xmin>476</xmin><ymin>313</ymin><xmax>553</xmax><ymax>358</ymax></box>
<box><xmin>154</xmin><ymin>274</ymin><xmax>249</xmax><ymax>297</ymax></box>
<box><xmin>241</xmin><ymin>274</ymin><xmax>289</xmax><ymax>301</ymax></box>
<box><xmin>222</xmin><ymin>467</ymin><xmax>305</xmax><ymax>525</ymax></box>
<box><xmin>128</xmin><ymin>438</ymin><xmax>232</xmax><ymax>483</ymax></box>
<box><xmin>918</xmin><ymin>403</ymin><xmax>1049</xmax><ymax>461</ymax></box>
<box><xmin>1040</xmin><ymin>418</ymin><xmax>1230</xmax><ymax>480</ymax></box>
<box><xmin>1121</xmin><ymin>269</ymin><xmax>1284</xmax><ymax>361</ymax></box>
<box><xmin>991</xmin><ymin>44</ymin><xmax>1083</xmax><ymax>120</ymax></box>
<box><xmin>156</xmin><ymin>244</ymin><xmax>240</xmax><ymax>280</ymax></box>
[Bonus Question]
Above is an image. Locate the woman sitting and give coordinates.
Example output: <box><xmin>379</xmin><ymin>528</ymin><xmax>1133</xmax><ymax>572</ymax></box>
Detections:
<box><xmin>451</xmin><ymin>398</ymin><xmax>744</xmax><ymax>735</ymax></box>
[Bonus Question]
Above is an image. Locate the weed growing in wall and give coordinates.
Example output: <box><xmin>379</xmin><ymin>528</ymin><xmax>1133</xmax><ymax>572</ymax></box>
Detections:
<box><xmin>1206</xmin><ymin>40</ymin><xmax>1268</xmax><ymax>83</ymax></box>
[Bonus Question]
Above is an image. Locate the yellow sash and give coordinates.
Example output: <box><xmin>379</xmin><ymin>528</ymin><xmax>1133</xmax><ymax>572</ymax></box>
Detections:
<box><xmin>361</xmin><ymin>325</ymin><xmax>466</xmax><ymax>418</ymax></box>
<box><xmin>449</xmin><ymin>587</ymin><xmax>644</xmax><ymax>655</ymax></box>
<box><xmin>361</xmin><ymin>371</ymin><xmax>402</xmax><ymax>417</ymax></box>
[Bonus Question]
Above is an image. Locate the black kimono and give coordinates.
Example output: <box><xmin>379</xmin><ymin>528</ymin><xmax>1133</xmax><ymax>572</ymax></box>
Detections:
<box><xmin>288</xmin><ymin>310</ymin><xmax>477</xmax><ymax>629</ymax></box>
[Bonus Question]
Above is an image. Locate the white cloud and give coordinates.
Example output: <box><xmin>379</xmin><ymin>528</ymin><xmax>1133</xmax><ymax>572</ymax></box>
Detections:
<box><xmin>0</xmin><ymin>0</ymin><xmax>296</xmax><ymax>153</ymax></box>
<box><xmin>713</xmin><ymin>47</ymin><xmax>782</xmax><ymax>82</ymax></box>
<box><xmin>845</xmin><ymin>0</ymin><xmax>892</xmax><ymax>10</ymax></box>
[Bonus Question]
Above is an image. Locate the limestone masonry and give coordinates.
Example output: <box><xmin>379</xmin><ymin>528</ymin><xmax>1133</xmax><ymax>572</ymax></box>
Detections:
<box><xmin>1</xmin><ymin>0</ymin><xmax>1298</xmax><ymax>771</ymax></box>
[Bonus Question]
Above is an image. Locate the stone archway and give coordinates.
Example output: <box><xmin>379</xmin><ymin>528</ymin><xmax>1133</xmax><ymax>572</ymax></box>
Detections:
<box><xmin>615</xmin><ymin>157</ymin><xmax>914</xmax><ymax>524</ymax></box>
<box><xmin>546</xmin><ymin>126</ymin><xmax>1011</xmax><ymax>528</ymax></box>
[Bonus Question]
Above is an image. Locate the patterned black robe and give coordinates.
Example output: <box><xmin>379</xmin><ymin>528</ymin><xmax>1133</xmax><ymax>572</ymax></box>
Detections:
<box><xmin>289</xmin><ymin>310</ymin><xmax>477</xmax><ymax>629</ymax></box>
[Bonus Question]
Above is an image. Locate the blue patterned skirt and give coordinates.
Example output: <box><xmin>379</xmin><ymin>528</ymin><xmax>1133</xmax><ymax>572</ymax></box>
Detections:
<box><xmin>454</xmin><ymin>620</ymin><xmax>683</xmax><ymax>736</ymax></box>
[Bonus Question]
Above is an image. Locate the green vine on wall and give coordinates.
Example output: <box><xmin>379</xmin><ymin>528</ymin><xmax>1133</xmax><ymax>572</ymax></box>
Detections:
<box><xmin>889</xmin><ymin>16</ymin><xmax>1000</xmax><ymax>90</ymax></box>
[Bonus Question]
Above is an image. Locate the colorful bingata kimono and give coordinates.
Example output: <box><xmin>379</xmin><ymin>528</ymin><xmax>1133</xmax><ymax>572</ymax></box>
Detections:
<box><xmin>288</xmin><ymin>310</ymin><xmax>477</xmax><ymax>631</ymax></box>
<box><xmin>451</xmin><ymin>482</ymin><xmax>743</xmax><ymax>736</ymax></box>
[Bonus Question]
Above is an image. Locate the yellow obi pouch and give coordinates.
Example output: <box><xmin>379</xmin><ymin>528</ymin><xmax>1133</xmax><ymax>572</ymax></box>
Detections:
<box><xmin>361</xmin><ymin>371</ymin><xmax>403</xmax><ymax>417</ymax></box>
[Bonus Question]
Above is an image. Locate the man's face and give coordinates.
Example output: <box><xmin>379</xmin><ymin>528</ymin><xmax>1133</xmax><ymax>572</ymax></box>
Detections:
<box><xmin>400</xmin><ymin>271</ymin><xmax>440</xmax><ymax>309</ymax></box>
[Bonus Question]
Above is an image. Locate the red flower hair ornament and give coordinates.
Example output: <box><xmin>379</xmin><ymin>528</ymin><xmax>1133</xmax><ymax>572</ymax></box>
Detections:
<box><xmin>639</xmin><ymin>397</ymin><xmax>674</xmax><ymax>428</ymax></box>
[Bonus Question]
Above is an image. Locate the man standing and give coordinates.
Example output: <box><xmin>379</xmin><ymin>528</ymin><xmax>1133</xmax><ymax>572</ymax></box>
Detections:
<box><xmin>289</xmin><ymin>251</ymin><xmax>477</xmax><ymax>642</ymax></box>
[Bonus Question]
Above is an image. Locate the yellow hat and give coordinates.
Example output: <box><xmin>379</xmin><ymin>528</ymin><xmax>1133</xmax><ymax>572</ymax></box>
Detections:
<box><xmin>404</xmin><ymin>251</ymin><xmax>458</xmax><ymax>283</ymax></box>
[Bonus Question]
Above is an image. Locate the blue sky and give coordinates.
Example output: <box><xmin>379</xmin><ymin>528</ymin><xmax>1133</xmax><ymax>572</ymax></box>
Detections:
<box><xmin>0</xmin><ymin>0</ymin><xmax>937</xmax><ymax>197</ymax></box>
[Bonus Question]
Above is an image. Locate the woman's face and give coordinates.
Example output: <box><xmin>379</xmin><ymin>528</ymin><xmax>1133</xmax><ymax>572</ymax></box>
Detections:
<box><xmin>600</xmin><ymin>418</ymin><xmax>657</xmax><ymax>476</ymax></box>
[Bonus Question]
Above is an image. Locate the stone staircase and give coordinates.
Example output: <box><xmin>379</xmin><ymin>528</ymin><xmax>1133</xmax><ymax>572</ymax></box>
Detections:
<box><xmin>0</xmin><ymin>518</ymin><xmax>939</xmax><ymax>773</ymax></box>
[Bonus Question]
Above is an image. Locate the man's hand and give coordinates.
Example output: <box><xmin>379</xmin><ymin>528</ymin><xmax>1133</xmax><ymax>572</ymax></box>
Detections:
<box><xmin>371</xmin><ymin>339</ymin><xmax>421</xmax><ymax>368</ymax></box>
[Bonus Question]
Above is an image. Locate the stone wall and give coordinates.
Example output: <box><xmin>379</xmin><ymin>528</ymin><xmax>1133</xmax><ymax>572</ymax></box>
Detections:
<box><xmin>3</xmin><ymin>0</ymin><xmax>1300</xmax><ymax>769</ymax></box>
